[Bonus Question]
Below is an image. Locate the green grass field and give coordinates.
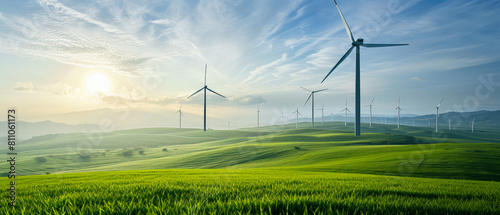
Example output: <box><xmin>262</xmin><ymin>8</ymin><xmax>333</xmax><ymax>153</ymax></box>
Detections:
<box><xmin>1</xmin><ymin>122</ymin><xmax>499</xmax><ymax>214</ymax></box>
<box><xmin>1</xmin><ymin>170</ymin><xmax>499</xmax><ymax>214</ymax></box>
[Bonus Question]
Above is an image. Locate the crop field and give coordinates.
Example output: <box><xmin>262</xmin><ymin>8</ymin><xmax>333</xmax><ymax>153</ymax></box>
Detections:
<box><xmin>1</xmin><ymin>169</ymin><xmax>499</xmax><ymax>214</ymax></box>
<box><xmin>1</xmin><ymin>122</ymin><xmax>499</xmax><ymax>214</ymax></box>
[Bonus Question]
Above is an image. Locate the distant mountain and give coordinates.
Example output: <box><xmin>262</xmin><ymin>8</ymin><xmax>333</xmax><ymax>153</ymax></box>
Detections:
<box><xmin>46</xmin><ymin>108</ymin><xmax>173</xmax><ymax>129</ymax></box>
<box><xmin>0</xmin><ymin>121</ymin><xmax>99</xmax><ymax>140</ymax></box>
<box><xmin>399</xmin><ymin>110</ymin><xmax>500</xmax><ymax>131</ymax></box>
<box><xmin>411</xmin><ymin>110</ymin><xmax>500</xmax><ymax>123</ymax></box>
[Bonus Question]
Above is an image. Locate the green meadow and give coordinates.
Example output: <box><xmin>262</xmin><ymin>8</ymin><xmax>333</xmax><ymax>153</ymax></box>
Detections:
<box><xmin>1</xmin><ymin>122</ymin><xmax>499</xmax><ymax>214</ymax></box>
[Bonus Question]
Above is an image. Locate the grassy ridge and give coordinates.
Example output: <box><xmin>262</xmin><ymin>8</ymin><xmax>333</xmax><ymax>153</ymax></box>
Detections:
<box><xmin>1</xmin><ymin>169</ymin><xmax>499</xmax><ymax>214</ymax></box>
<box><xmin>2</xmin><ymin>123</ymin><xmax>499</xmax><ymax>181</ymax></box>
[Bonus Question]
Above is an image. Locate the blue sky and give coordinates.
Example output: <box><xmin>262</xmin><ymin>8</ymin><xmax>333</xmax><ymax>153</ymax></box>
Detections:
<box><xmin>0</xmin><ymin>0</ymin><xmax>499</xmax><ymax>129</ymax></box>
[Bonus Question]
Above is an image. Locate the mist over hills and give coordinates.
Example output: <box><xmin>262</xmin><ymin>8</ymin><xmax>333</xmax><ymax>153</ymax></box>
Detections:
<box><xmin>2</xmin><ymin>110</ymin><xmax>499</xmax><ymax>140</ymax></box>
<box><xmin>0</xmin><ymin>120</ymin><xmax>99</xmax><ymax>140</ymax></box>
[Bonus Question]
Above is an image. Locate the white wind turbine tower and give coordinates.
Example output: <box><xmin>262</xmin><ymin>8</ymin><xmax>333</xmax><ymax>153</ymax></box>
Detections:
<box><xmin>187</xmin><ymin>64</ymin><xmax>226</xmax><ymax>131</ymax></box>
<box><xmin>435</xmin><ymin>98</ymin><xmax>444</xmax><ymax>133</ymax></box>
<box><xmin>317</xmin><ymin>103</ymin><xmax>325</xmax><ymax>124</ymax></box>
<box><xmin>448</xmin><ymin>118</ymin><xmax>451</xmax><ymax>130</ymax></box>
<box><xmin>321</xmin><ymin>0</ymin><xmax>408</xmax><ymax>136</ymax></box>
<box><xmin>175</xmin><ymin>104</ymin><xmax>184</xmax><ymax>128</ymax></box>
<box><xmin>341</xmin><ymin>99</ymin><xmax>351</xmax><ymax>126</ymax></box>
<box><xmin>395</xmin><ymin>97</ymin><xmax>402</xmax><ymax>128</ymax></box>
<box><xmin>302</xmin><ymin>87</ymin><xmax>327</xmax><ymax>127</ymax></box>
<box><xmin>292</xmin><ymin>108</ymin><xmax>302</xmax><ymax>129</ymax></box>
<box><xmin>257</xmin><ymin>106</ymin><xmax>261</xmax><ymax>127</ymax></box>
<box><xmin>363</xmin><ymin>97</ymin><xmax>375</xmax><ymax>127</ymax></box>
<box><xmin>470</xmin><ymin>118</ymin><xmax>476</xmax><ymax>132</ymax></box>
<box><xmin>280</xmin><ymin>112</ymin><xmax>285</xmax><ymax>125</ymax></box>
<box><xmin>331</xmin><ymin>113</ymin><xmax>334</xmax><ymax>122</ymax></box>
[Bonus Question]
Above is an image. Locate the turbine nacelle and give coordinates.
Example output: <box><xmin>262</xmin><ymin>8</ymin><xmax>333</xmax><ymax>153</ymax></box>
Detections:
<box><xmin>353</xmin><ymin>38</ymin><xmax>364</xmax><ymax>46</ymax></box>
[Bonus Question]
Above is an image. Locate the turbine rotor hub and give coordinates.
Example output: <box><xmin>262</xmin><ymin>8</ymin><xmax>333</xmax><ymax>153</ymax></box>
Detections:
<box><xmin>353</xmin><ymin>38</ymin><xmax>364</xmax><ymax>46</ymax></box>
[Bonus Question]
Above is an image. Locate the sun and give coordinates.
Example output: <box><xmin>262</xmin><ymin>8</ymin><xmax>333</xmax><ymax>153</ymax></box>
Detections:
<box><xmin>86</xmin><ymin>73</ymin><xmax>110</xmax><ymax>94</ymax></box>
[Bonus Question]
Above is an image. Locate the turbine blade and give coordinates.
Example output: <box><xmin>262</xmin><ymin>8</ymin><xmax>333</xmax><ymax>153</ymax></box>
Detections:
<box><xmin>187</xmin><ymin>87</ymin><xmax>204</xmax><ymax>99</ymax></box>
<box><xmin>345</xmin><ymin>99</ymin><xmax>348</xmax><ymax>106</ymax></box>
<box><xmin>347</xmin><ymin>109</ymin><xmax>351</xmax><ymax>113</ymax></box>
<box><xmin>204</xmin><ymin>64</ymin><xmax>207</xmax><ymax>86</ymax></box>
<box><xmin>314</xmin><ymin>88</ymin><xmax>328</xmax><ymax>93</ymax></box>
<box><xmin>334</xmin><ymin>0</ymin><xmax>354</xmax><ymax>43</ymax></box>
<box><xmin>361</xmin><ymin>43</ymin><xmax>409</xmax><ymax>48</ymax></box>
<box><xmin>300</xmin><ymin>86</ymin><xmax>312</xmax><ymax>92</ymax></box>
<box><xmin>304</xmin><ymin>93</ymin><xmax>313</xmax><ymax>107</ymax></box>
<box><xmin>180</xmin><ymin>104</ymin><xmax>183</xmax><ymax>109</ymax></box>
<box><xmin>371</xmin><ymin>97</ymin><xmax>375</xmax><ymax>105</ymax></box>
<box><xmin>206</xmin><ymin>87</ymin><xmax>226</xmax><ymax>98</ymax></box>
<box><xmin>321</xmin><ymin>46</ymin><xmax>354</xmax><ymax>83</ymax></box>
<box><xmin>437</xmin><ymin>97</ymin><xmax>444</xmax><ymax>107</ymax></box>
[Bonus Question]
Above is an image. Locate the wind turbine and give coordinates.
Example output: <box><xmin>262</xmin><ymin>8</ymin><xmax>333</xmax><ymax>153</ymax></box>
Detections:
<box><xmin>257</xmin><ymin>106</ymin><xmax>261</xmax><ymax>127</ymax></box>
<box><xmin>470</xmin><ymin>118</ymin><xmax>476</xmax><ymax>132</ymax></box>
<box><xmin>302</xmin><ymin>87</ymin><xmax>327</xmax><ymax>127</ymax></box>
<box><xmin>395</xmin><ymin>97</ymin><xmax>402</xmax><ymax>128</ymax></box>
<box><xmin>175</xmin><ymin>104</ymin><xmax>184</xmax><ymax>128</ymax></box>
<box><xmin>280</xmin><ymin>112</ymin><xmax>286</xmax><ymax>125</ymax></box>
<box><xmin>321</xmin><ymin>0</ymin><xmax>408</xmax><ymax>136</ymax></box>
<box><xmin>435</xmin><ymin>98</ymin><xmax>444</xmax><ymax>133</ymax></box>
<box><xmin>341</xmin><ymin>99</ymin><xmax>351</xmax><ymax>126</ymax></box>
<box><xmin>363</xmin><ymin>97</ymin><xmax>375</xmax><ymax>127</ymax></box>
<box><xmin>292</xmin><ymin>108</ymin><xmax>302</xmax><ymax>129</ymax></box>
<box><xmin>448</xmin><ymin>118</ymin><xmax>451</xmax><ymax>130</ymax></box>
<box><xmin>187</xmin><ymin>64</ymin><xmax>226</xmax><ymax>131</ymax></box>
<box><xmin>317</xmin><ymin>103</ymin><xmax>325</xmax><ymax>124</ymax></box>
<box><xmin>330</xmin><ymin>113</ymin><xmax>334</xmax><ymax>122</ymax></box>
<box><xmin>228</xmin><ymin>121</ymin><xmax>230</xmax><ymax>130</ymax></box>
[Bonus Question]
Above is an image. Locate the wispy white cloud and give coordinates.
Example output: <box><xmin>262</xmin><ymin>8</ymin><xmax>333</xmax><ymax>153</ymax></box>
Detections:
<box><xmin>14</xmin><ymin>81</ymin><xmax>36</xmax><ymax>92</ymax></box>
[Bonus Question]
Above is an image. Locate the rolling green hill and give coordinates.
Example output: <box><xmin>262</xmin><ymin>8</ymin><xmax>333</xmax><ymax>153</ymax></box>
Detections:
<box><xmin>2</xmin><ymin>122</ymin><xmax>499</xmax><ymax>181</ymax></box>
<box><xmin>2</xmin><ymin>122</ymin><xmax>499</xmax><ymax>214</ymax></box>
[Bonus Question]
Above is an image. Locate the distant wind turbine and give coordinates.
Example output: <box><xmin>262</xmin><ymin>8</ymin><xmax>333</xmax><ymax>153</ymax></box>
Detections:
<box><xmin>280</xmin><ymin>112</ymin><xmax>286</xmax><ymax>125</ymax></box>
<box><xmin>317</xmin><ymin>103</ymin><xmax>325</xmax><ymax>124</ymax></box>
<box><xmin>257</xmin><ymin>106</ymin><xmax>261</xmax><ymax>127</ymax></box>
<box><xmin>364</xmin><ymin>97</ymin><xmax>375</xmax><ymax>127</ymax></box>
<box><xmin>435</xmin><ymin>98</ymin><xmax>444</xmax><ymax>133</ymax></box>
<box><xmin>175</xmin><ymin>104</ymin><xmax>184</xmax><ymax>128</ymax></box>
<box><xmin>292</xmin><ymin>108</ymin><xmax>302</xmax><ymax>129</ymax></box>
<box><xmin>187</xmin><ymin>64</ymin><xmax>226</xmax><ymax>131</ymax></box>
<box><xmin>302</xmin><ymin>87</ymin><xmax>327</xmax><ymax>127</ymax></box>
<box><xmin>341</xmin><ymin>99</ymin><xmax>351</xmax><ymax>126</ymax></box>
<box><xmin>448</xmin><ymin>118</ymin><xmax>451</xmax><ymax>130</ymax></box>
<box><xmin>321</xmin><ymin>0</ymin><xmax>408</xmax><ymax>136</ymax></box>
<box><xmin>395</xmin><ymin>97</ymin><xmax>402</xmax><ymax>128</ymax></box>
<box><xmin>470</xmin><ymin>118</ymin><xmax>476</xmax><ymax>132</ymax></box>
<box><xmin>331</xmin><ymin>113</ymin><xmax>334</xmax><ymax>122</ymax></box>
<box><xmin>228</xmin><ymin>121</ymin><xmax>230</xmax><ymax>130</ymax></box>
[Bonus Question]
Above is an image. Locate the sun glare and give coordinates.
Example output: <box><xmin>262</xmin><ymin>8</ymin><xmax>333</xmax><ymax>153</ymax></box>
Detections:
<box><xmin>86</xmin><ymin>73</ymin><xmax>110</xmax><ymax>94</ymax></box>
